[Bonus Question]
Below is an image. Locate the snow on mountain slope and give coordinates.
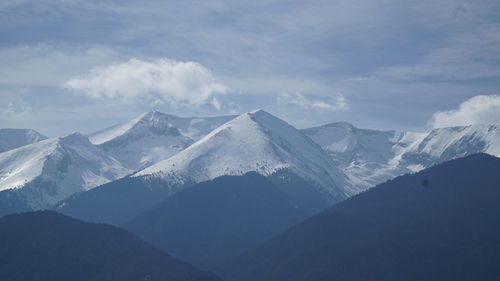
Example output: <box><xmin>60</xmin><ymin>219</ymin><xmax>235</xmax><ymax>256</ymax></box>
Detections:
<box><xmin>135</xmin><ymin>110</ymin><xmax>350</xmax><ymax>200</ymax></box>
<box><xmin>0</xmin><ymin>132</ymin><xmax>131</xmax><ymax>209</ymax></box>
<box><xmin>396</xmin><ymin>124</ymin><xmax>500</xmax><ymax>167</ymax></box>
<box><xmin>88</xmin><ymin>110</ymin><xmax>236</xmax><ymax>171</ymax></box>
<box><xmin>303</xmin><ymin>122</ymin><xmax>500</xmax><ymax>191</ymax></box>
<box><xmin>302</xmin><ymin>123</ymin><xmax>403</xmax><ymax>189</ymax></box>
<box><xmin>302</xmin><ymin>122</ymin><xmax>396</xmax><ymax>164</ymax></box>
<box><xmin>0</xmin><ymin>128</ymin><xmax>46</xmax><ymax>153</ymax></box>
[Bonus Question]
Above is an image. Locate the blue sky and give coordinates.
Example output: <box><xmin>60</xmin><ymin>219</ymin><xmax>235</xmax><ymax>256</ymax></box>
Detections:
<box><xmin>1</xmin><ymin>0</ymin><xmax>500</xmax><ymax>136</ymax></box>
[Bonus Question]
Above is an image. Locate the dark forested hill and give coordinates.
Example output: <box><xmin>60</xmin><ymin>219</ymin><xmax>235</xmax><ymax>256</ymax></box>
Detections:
<box><xmin>0</xmin><ymin>211</ymin><xmax>221</xmax><ymax>281</ymax></box>
<box><xmin>220</xmin><ymin>153</ymin><xmax>500</xmax><ymax>281</ymax></box>
<box><xmin>55</xmin><ymin>176</ymin><xmax>188</xmax><ymax>225</ymax></box>
<box><xmin>125</xmin><ymin>172</ymin><xmax>311</xmax><ymax>270</ymax></box>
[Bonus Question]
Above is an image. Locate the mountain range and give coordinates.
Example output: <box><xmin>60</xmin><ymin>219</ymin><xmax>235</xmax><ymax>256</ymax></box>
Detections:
<box><xmin>1</xmin><ymin>110</ymin><xmax>499</xmax><ymax>281</ymax></box>
<box><xmin>0</xmin><ymin>109</ymin><xmax>499</xmax><ymax>217</ymax></box>
<box><xmin>303</xmin><ymin>122</ymin><xmax>500</xmax><ymax>190</ymax></box>
<box><xmin>54</xmin><ymin>110</ymin><xmax>345</xmax><ymax>225</ymax></box>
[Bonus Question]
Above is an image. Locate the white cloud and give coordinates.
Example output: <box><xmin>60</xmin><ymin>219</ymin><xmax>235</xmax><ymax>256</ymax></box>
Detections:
<box><xmin>277</xmin><ymin>92</ymin><xmax>348</xmax><ymax>111</ymax></box>
<box><xmin>431</xmin><ymin>95</ymin><xmax>500</xmax><ymax>128</ymax></box>
<box><xmin>64</xmin><ymin>58</ymin><xmax>228</xmax><ymax>108</ymax></box>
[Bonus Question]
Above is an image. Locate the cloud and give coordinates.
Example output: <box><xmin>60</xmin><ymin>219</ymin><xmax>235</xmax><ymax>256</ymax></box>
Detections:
<box><xmin>370</xmin><ymin>18</ymin><xmax>500</xmax><ymax>82</ymax></box>
<box><xmin>64</xmin><ymin>58</ymin><xmax>228</xmax><ymax>108</ymax></box>
<box><xmin>0</xmin><ymin>97</ymin><xmax>32</xmax><ymax>120</ymax></box>
<box><xmin>277</xmin><ymin>92</ymin><xmax>348</xmax><ymax>111</ymax></box>
<box><xmin>0</xmin><ymin>45</ymin><xmax>119</xmax><ymax>87</ymax></box>
<box><xmin>430</xmin><ymin>95</ymin><xmax>500</xmax><ymax>128</ymax></box>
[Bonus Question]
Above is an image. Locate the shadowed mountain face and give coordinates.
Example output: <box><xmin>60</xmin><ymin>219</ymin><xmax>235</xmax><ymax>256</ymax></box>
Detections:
<box><xmin>125</xmin><ymin>172</ymin><xmax>322</xmax><ymax>270</ymax></box>
<box><xmin>0</xmin><ymin>128</ymin><xmax>46</xmax><ymax>153</ymax></box>
<box><xmin>55</xmin><ymin>170</ymin><xmax>331</xmax><ymax>228</ymax></box>
<box><xmin>54</xmin><ymin>175</ymin><xmax>190</xmax><ymax>226</ymax></box>
<box><xmin>0</xmin><ymin>189</ymin><xmax>30</xmax><ymax>215</ymax></box>
<box><xmin>0</xmin><ymin>211</ymin><xmax>221</xmax><ymax>281</ymax></box>
<box><xmin>219</xmin><ymin>154</ymin><xmax>500</xmax><ymax>281</ymax></box>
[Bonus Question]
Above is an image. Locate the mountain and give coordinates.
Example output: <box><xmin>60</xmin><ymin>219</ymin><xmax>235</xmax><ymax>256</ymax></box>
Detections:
<box><xmin>0</xmin><ymin>132</ymin><xmax>130</xmax><ymax>213</ymax></box>
<box><xmin>89</xmin><ymin>110</ymin><xmax>235</xmax><ymax>171</ymax></box>
<box><xmin>396</xmin><ymin>124</ymin><xmax>500</xmax><ymax>168</ymax></box>
<box><xmin>219</xmin><ymin>153</ymin><xmax>500</xmax><ymax>281</ymax></box>
<box><xmin>0</xmin><ymin>211</ymin><xmax>221</xmax><ymax>281</ymax></box>
<box><xmin>55</xmin><ymin>163</ymin><xmax>330</xmax><ymax>227</ymax></box>
<box><xmin>55</xmin><ymin>175</ymin><xmax>184</xmax><ymax>225</ymax></box>
<box><xmin>135</xmin><ymin>110</ymin><xmax>350</xmax><ymax>201</ymax></box>
<box><xmin>125</xmin><ymin>172</ymin><xmax>310</xmax><ymax>270</ymax></box>
<box><xmin>56</xmin><ymin>110</ymin><xmax>342</xmax><ymax>225</ymax></box>
<box><xmin>302</xmin><ymin>122</ymin><xmax>400</xmax><ymax>188</ymax></box>
<box><xmin>303</xmin><ymin>122</ymin><xmax>500</xmax><ymax>191</ymax></box>
<box><xmin>0</xmin><ymin>128</ymin><xmax>46</xmax><ymax>152</ymax></box>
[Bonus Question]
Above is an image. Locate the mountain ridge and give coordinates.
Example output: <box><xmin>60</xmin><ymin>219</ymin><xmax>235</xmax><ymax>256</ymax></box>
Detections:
<box><xmin>219</xmin><ymin>153</ymin><xmax>500</xmax><ymax>281</ymax></box>
<box><xmin>0</xmin><ymin>132</ymin><xmax>130</xmax><ymax>211</ymax></box>
<box><xmin>303</xmin><ymin>121</ymin><xmax>500</xmax><ymax>191</ymax></box>
<box><xmin>88</xmin><ymin>110</ymin><xmax>236</xmax><ymax>171</ymax></box>
<box><xmin>135</xmin><ymin>109</ymin><xmax>350</xmax><ymax>201</ymax></box>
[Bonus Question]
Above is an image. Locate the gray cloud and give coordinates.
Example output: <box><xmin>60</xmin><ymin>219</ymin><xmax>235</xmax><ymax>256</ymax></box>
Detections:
<box><xmin>0</xmin><ymin>45</ymin><xmax>119</xmax><ymax>87</ymax></box>
<box><xmin>1</xmin><ymin>0</ymin><xmax>500</xmax><ymax>134</ymax></box>
<box><xmin>372</xmin><ymin>25</ymin><xmax>500</xmax><ymax>81</ymax></box>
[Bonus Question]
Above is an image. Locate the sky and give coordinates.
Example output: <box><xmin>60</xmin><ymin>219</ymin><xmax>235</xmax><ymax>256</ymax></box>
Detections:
<box><xmin>1</xmin><ymin>0</ymin><xmax>500</xmax><ymax>136</ymax></box>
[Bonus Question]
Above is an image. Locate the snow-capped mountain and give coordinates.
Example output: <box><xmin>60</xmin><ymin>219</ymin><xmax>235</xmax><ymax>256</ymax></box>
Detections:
<box><xmin>135</xmin><ymin>110</ymin><xmax>350</xmax><ymax>201</ymax></box>
<box><xmin>395</xmin><ymin>124</ymin><xmax>500</xmax><ymax>168</ymax></box>
<box><xmin>303</xmin><ymin>122</ymin><xmax>500</xmax><ymax>191</ymax></box>
<box><xmin>2</xmin><ymin>109</ymin><xmax>498</xmax><ymax>214</ymax></box>
<box><xmin>302</xmin><ymin>122</ymin><xmax>402</xmax><ymax>189</ymax></box>
<box><xmin>0</xmin><ymin>132</ymin><xmax>131</xmax><ymax>209</ymax></box>
<box><xmin>88</xmin><ymin>110</ymin><xmax>236</xmax><ymax>171</ymax></box>
<box><xmin>0</xmin><ymin>128</ymin><xmax>46</xmax><ymax>153</ymax></box>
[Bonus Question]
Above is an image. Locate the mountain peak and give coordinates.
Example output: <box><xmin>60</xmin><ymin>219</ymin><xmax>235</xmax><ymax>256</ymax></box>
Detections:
<box><xmin>135</xmin><ymin>110</ymin><xmax>349</xmax><ymax>201</ymax></box>
<box><xmin>226</xmin><ymin>110</ymin><xmax>295</xmax><ymax>134</ymax></box>
<box><xmin>324</xmin><ymin>121</ymin><xmax>356</xmax><ymax>129</ymax></box>
<box><xmin>89</xmin><ymin>111</ymin><xmax>181</xmax><ymax>146</ymax></box>
<box><xmin>132</xmin><ymin>111</ymin><xmax>178</xmax><ymax>130</ymax></box>
<box><xmin>247</xmin><ymin>109</ymin><xmax>267</xmax><ymax>115</ymax></box>
<box><xmin>58</xmin><ymin>132</ymin><xmax>90</xmax><ymax>145</ymax></box>
<box><xmin>246</xmin><ymin>109</ymin><xmax>281</xmax><ymax>121</ymax></box>
<box><xmin>88</xmin><ymin>111</ymin><xmax>236</xmax><ymax>171</ymax></box>
<box><xmin>138</xmin><ymin>110</ymin><xmax>179</xmax><ymax>122</ymax></box>
<box><xmin>0</xmin><ymin>133</ymin><xmax>130</xmax><ymax>209</ymax></box>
